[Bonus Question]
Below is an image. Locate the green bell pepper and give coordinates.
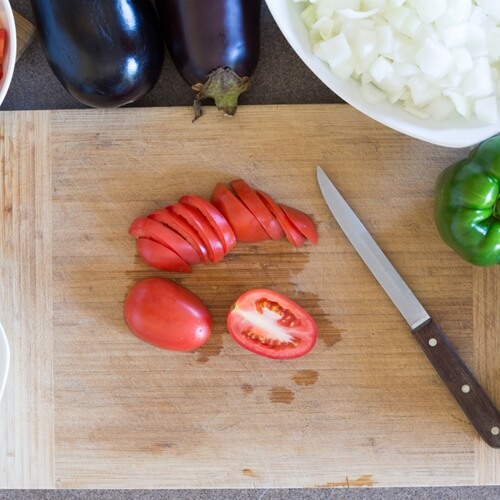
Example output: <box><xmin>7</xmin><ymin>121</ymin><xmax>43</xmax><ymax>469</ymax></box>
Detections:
<box><xmin>434</xmin><ymin>135</ymin><xmax>500</xmax><ymax>267</ymax></box>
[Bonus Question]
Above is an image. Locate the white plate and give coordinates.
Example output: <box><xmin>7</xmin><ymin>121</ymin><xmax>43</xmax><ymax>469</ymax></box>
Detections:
<box><xmin>265</xmin><ymin>0</ymin><xmax>500</xmax><ymax>148</ymax></box>
<box><xmin>0</xmin><ymin>321</ymin><xmax>9</xmax><ymax>401</ymax></box>
<box><xmin>0</xmin><ymin>0</ymin><xmax>17</xmax><ymax>107</ymax></box>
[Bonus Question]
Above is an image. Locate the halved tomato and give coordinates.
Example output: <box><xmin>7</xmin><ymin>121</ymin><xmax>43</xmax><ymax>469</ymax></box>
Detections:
<box><xmin>280</xmin><ymin>204</ymin><xmax>318</xmax><ymax>245</ymax></box>
<box><xmin>227</xmin><ymin>288</ymin><xmax>318</xmax><ymax>360</ymax></box>
<box><xmin>149</xmin><ymin>208</ymin><xmax>210</xmax><ymax>264</ymax></box>
<box><xmin>256</xmin><ymin>191</ymin><xmax>305</xmax><ymax>247</ymax></box>
<box><xmin>211</xmin><ymin>183</ymin><xmax>269</xmax><ymax>243</ymax></box>
<box><xmin>179</xmin><ymin>194</ymin><xmax>236</xmax><ymax>253</ymax></box>
<box><xmin>136</xmin><ymin>237</ymin><xmax>191</xmax><ymax>273</ymax></box>
<box><xmin>230</xmin><ymin>179</ymin><xmax>285</xmax><ymax>240</ymax></box>
<box><xmin>170</xmin><ymin>202</ymin><xmax>225</xmax><ymax>263</ymax></box>
<box><xmin>129</xmin><ymin>217</ymin><xmax>200</xmax><ymax>265</ymax></box>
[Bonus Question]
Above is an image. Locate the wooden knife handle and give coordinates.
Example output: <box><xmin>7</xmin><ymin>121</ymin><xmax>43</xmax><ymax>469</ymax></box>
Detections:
<box><xmin>412</xmin><ymin>320</ymin><xmax>500</xmax><ymax>448</ymax></box>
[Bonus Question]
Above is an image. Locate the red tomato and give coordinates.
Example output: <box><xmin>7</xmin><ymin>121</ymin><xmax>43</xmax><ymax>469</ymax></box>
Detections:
<box><xmin>129</xmin><ymin>217</ymin><xmax>201</xmax><ymax>265</ymax></box>
<box><xmin>170</xmin><ymin>202</ymin><xmax>225</xmax><ymax>263</ymax></box>
<box><xmin>211</xmin><ymin>183</ymin><xmax>269</xmax><ymax>243</ymax></box>
<box><xmin>227</xmin><ymin>288</ymin><xmax>318</xmax><ymax>360</ymax></box>
<box><xmin>280</xmin><ymin>204</ymin><xmax>318</xmax><ymax>245</ymax></box>
<box><xmin>149</xmin><ymin>208</ymin><xmax>210</xmax><ymax>263</ymax></box>
<box><xmin>124</xmin><ymin>277</ymin><xmax>212</xmax><ymax>351</ymax></box>
<box><xmin>230</xmin><ymin>179</ymin><xmax>285</xmax><ymax>240</ymax></box>
<box><xmin>0</xmin><ymin>29</ymin><xmax>6</xmax><ymax>78</ymax></box>
<box><xmin>179</xmin><ymin>194</ymin><xmax>236</xmax><ymax>253</ymax></box>
<box><xmin>136</xmin><ymin>237</ymin><xmax>191</xmax><ymax>273</ymax></box>
<box><xmin>256</xmin><ymin>191</ymin><xmax>305</xmax><ymax>247</ymax></box>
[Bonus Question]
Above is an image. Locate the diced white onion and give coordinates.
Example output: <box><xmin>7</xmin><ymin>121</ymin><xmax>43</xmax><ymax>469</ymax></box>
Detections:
<box><xmin>474</xmin><ymin>95</ymin><xmax>498</xmax><ymax>123</ymax></box>
<box><xmin>361</xmin><ymin>82</ymin><xmax>387</xmax><ymax>103</ymax></box>
<box><xmin>369</xmin><ymin>56</ymin><xmax>393</xmax><ymax>82</ymax></box>
<box><xmin>337</xmin><ymin>8</ymin><xmax>379</xmax><ymax>19</ymax></box>
<box><xmin>415</xmin><ymin>0</ymin><xmax>447</xmax><ymax>24</ymax></box>
<box><xmin>415</xmin><ymin>39</ymin><xmax>453</xmax><ymax>79</ymax></box>
<box><xmin>298</xmin><ymin>0</ymin><xmax>500</xmax><ymax>124</ymax></box>
<box><xmin>476</xmin><ymin>0</ymin><xmax>500</xmax><ymax>22</ymax></box>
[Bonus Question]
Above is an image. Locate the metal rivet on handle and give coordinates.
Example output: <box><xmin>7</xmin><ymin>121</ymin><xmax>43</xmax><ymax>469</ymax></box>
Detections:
<box><xmin>428</xmin><ymin>338</ymin><xmax>437</xmax><ymax>347</ymax></box>
<box><xmin>461</xmin><ymin>384</ymin><xmax>470</xmax><ymax>393</ymax></box>
<box><xmin>492</xmin><ymin>427</ymin><xmax>499</xmax><ymax>436</ymax></box>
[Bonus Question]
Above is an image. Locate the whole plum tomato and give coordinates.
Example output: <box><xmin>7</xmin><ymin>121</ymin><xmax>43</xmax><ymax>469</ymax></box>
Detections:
<box><xmin>124</xmin><ymin>277</ymin><xmax>212</xmax><ymax>351</ymax></box>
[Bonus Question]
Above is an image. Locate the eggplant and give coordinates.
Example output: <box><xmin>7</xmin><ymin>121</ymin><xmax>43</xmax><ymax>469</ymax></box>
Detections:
<box><xmin>154</xmin><ymin>0</ymin><xmax>262</xmax><ymax>120</ymax></box>
<box><xmin>31</xmin><ymin>0</ymin><xmax>165</xmax><ymax>108</ymax></box>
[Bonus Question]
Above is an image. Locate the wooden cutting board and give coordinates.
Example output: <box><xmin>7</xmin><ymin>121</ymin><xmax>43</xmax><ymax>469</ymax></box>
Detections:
<box><xmin>14</xmin><ymin>10</ymin><xmax>36</xmax><ymax>60</ymax></box>
<box><xmin>0</xmin><ymin>105</ymin><xmax>498</xmax><ymax>489</ymax></box>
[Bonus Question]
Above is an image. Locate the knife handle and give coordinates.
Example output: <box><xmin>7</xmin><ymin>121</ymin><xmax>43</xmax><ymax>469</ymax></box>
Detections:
<box><xmin>412</xmin><ymin>319</ymin><xmax>500</xmax><ymax>448</ymax></box>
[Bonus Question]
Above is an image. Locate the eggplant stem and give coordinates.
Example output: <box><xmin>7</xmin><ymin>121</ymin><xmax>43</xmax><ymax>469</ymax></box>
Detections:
<box><xmin>191</xmin><ymin>67</ymin><xmax>250</xmax><ymax>121</ymax></box>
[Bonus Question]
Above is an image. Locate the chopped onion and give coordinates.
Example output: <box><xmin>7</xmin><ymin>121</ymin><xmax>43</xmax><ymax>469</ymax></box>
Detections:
<box><xmin>297</xmin><ymin>0</ymin><xmax>500</xmax><ymax>124</ymax></box>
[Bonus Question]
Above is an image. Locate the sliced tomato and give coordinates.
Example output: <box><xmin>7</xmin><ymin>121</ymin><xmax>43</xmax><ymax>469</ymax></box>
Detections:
<box><xmin>170</xmin><ymin>202</ymin><xmax>225</xmax><ymax>263</ymax></box>
<box><xmin>211</xmin><ymin>183</ymin><xmax>269</xmax><ymax>243</ymax></box>
<box><xmin>230</xmin><ymin>179</ymin><xmax>285</xmax><ymax>240</ymax></box>
<box><xmin>0</xmin><ymin>29</ymin><xmax>6</xmax><ymax>80</ymax></box>
<box><xmin>136</xmin><ymin>238</ymin><xmax>191</xmax><ymax>273</ymax></box>
<box><xmin>0</xmin><ymin>29</ymin><xmax>6</xmax><ymax>65</ymax></box>
<box><xmin>129</xmin><ymin>217</ymin><xmax>200</xmax><ymax>265</ymax></box>
<box><xmin>179</xmin><ymin>194</ymin><xmax>236</xmax><ymax>253</ymax></box>
<box><xmin>149</xmin><ymin>208</ymin><xmax>210</xmax><ymax>264</ymax></box>
<box><xmin>227</xmin><ymin>288</ymin><xmax>318</xmax><ymax>360</ymax></box>
<box><xmin>280</xmin><ymin>204</ymin><xmax>318</xmax><ymax>245</ymax></box>
<box><xmin>256</xmin><ymin>191</ymin><xmax>305</xmax><ymax>247</ymax></box>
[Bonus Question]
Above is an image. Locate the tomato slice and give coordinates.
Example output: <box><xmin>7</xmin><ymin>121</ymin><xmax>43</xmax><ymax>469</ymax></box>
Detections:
<box><xmin>149</xmin><ymin>208</ymin><xmax>210</xmax><ymax>264</ymax></box>
<box><xmin>170</xmin><ymin>202</ymin><xmax>225</xmax><ymax>263</ymax></box>
<box><xmin>0</xmin><ymin>29</ymin><xmax>7</xmax><ymax>80</ymax></box>
<box><xmin>280</xmin><ymin>204</ymin><xmax>318</xmax><ymax>245</ymax></box>
<box><xmin>179</xmin><ymin>194</ymin><xmax>236</xmax><ymax>253</ymax></box>
<box><xmin>136</xmin><ymin>237</ymin><xmax>191</xmax><ymax>273</ymax></box>
<box><xmin>129</xmin><ymin>217</ymin><xmax>201</xmax><ymax>265</ymax></box>
<box><xmin>124</xmin><ymin>277</ymin><xmax>212</xmax><ymax>351</ymax></box>
<box><xmin>210</xmin><ymin>183</ymin><xmax>269</xmax><ymax>243</ymax></box>
<box><xmin>230</xmin><ymin>179</ymin><xmax>285</xmax><ymax>240</ymax></box>
<box><xmin>0</xmin><ymin>29</ymin><xmax>6</xmax><ymax>65</ymax></box>
<box><xmin>227</xmin><ymin>288</ymin><xmax>318</xmax><ymax>360</ymax></box>
<box><xmin>256</xmin><ymin>191</ymin><xmax>305</xmax><ymax>247</ymax></box>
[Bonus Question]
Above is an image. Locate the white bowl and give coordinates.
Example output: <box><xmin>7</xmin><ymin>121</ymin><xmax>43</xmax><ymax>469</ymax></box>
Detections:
<box><xmin>265</xmin><ymin>0</ymin><xmax>500</xmax><ymax>149</ymax></box>
<box><xmin>0</xmin><ymin>0</ymin><xmax>16</xmax><ymax>106</ymax></box>
<box><xmin>0</xmin><ymin>321</ymin><xmax>9</xmax><ymax>402</ymax></box>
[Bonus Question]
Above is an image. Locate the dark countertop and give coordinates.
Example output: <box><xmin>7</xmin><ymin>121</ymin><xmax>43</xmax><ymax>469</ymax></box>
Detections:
<box><xmin>2</xmin><ymin>1</ymin><xmax>499</xmax><ymax>499</ymax></box>
<box><xmin>4</xmin><ymin>0</ymin><xmax>343</xmax><ymax>111</ymax></box>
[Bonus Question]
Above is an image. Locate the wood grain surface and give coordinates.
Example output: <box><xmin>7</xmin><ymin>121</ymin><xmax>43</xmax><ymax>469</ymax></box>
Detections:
<box><xmin>13</xmin><ymin>10</ymin><xmax>36</xmax><ymax>60</ymax></box>
<box><xmin>0</xmin><ymin>105</ymin><xmax>498</xmax><ymax>488</ymax></box>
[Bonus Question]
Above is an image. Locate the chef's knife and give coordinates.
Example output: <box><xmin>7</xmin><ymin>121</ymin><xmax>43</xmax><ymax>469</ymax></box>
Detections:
<box><xmin>317</xmin><ymin>165</ymin><xmax>500</xmax><ymax>448</ymax></box>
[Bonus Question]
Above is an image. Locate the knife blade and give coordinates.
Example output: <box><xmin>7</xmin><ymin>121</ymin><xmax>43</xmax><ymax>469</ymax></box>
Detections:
<box><xmin>317</xmin><ymin>165</ymin><xmax>500</xmax><ymax>448</ymax></box>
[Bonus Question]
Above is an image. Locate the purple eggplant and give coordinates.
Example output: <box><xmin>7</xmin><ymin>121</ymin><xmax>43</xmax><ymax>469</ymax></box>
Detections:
<box><xmin>31</xmin><ymin>0</ymin><xmax>165</xmax><ymax>108</ymax></box>
<box><xmin>154</xmin><ymin>0</ymin><xmax>262</xmax><ymax>120</ymax></box>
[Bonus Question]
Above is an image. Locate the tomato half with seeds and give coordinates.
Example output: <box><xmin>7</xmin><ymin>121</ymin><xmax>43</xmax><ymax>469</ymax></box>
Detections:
<box><xmin>227</xmin><ymin>288</ymin><xmax>318</xmax><ymax>360</ymax></box>
<box><xmin>124</xmin><ymin>277</ymin><xmax>212</xmax><ymax>351</ymax></box>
